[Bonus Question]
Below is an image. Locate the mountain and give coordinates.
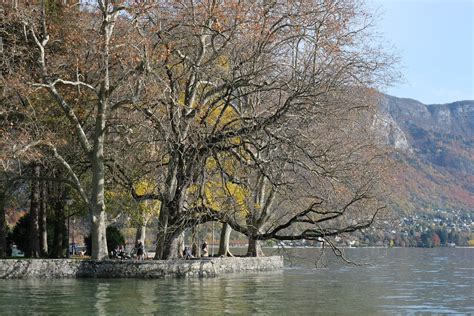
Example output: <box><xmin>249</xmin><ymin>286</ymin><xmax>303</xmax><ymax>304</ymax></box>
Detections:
<box><xmin>377</xmin><ymin>94</ymin><xmax>474</xmax><ymax>213</ymax></box>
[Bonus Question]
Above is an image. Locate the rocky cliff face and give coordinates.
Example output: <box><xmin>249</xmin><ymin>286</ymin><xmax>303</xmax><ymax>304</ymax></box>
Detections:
<box><xmin>378</xmin><ymin>95</ymin><xmax>473</xmax><ymax>212</ymax></box>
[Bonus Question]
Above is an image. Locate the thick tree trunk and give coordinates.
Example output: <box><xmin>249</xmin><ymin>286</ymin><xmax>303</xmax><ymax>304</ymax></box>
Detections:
<box><xmin>48</xmin><ymin>172</ymin><xmax>66</xmax><ymax>258</ymax></box>
<box><xmin>157</xmin><ymin>230</ymin><xmax>182</xmax><ymax>259</ymax></box>
<box><xmin>0</xmin><ymin>189</ymin><xmax>7</xmax><ymax>258</ymax></box>
<box><xmin>135</xmin><ymin>222</ymin><xmax>147</xmax><ymax>245</ymax></box>
<box><xmin>91</xmin><ymin>208</ymin><xmax>108</xmax><ymax>260</ymax></box>
<box><xmin>154</xmin><ymin>151</ymin><xmax>187</xmax><ymax>260</ymax></box>
<box><xmin>154</xmin><ymin>204</ymin><xmax>184</xmax><ymax>259</ymax></box>
<box><xmin>90</xmin><ymin>127</ymin><xmax>108</xmax><ymax>260</ymax></box>
<box><xmin>247</xmin><ymin>236</ymin><xmax>264</xmax><ymax>257</ymax></box>
<box><xmin>155</xmin><ymin>227</ymin><xmax>183</xmax><ymax>259</ymax></box>
<box><xmin>154</xmin><ymin>197</ymin><xmax>184</xmax><ymax>260</ymax></box>
<box><xmin>87</xmin><ymin>8</ymin><xmax>121</xmax><ymax>260</ymax></box>
<box><xmin>218</xmin><ymin>222</ymin><xmax>233</xmax><ymax>257</ymax></box>
<box><xmin>27</xmin><ymin>164</ymin><xmax>40</xmax><ymax>258</ymax></box>
<box><xmin>154</xmin><ymin>201</ymin><xmax>170</xmax><ymax>259</ymax></box>
<box><xmin>51</xmin><ymin>205</ymin><xmax>67</xmax><ymax>258</ymax></box>
<box><xmin>177</xmin><ymin>231</ymin><xmax>185</xmax><ymax>258</ymax></box>
<box><xmin>39</xmin><ymin>180</ymin><xmax>48</xmax><ymax>256</ymax></box>
<box><xmin>135</xmin><ymin>207</ymin><xmax>148</xmax><ymax>246</ymax></box>
<box><xmin>50</xmin><ymin>189</ymin><xmax>68</xmax><ymax>258</ymax></box>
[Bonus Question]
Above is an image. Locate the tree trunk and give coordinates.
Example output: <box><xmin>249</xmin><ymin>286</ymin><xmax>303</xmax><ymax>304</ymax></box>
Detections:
<box><xmin>135</xmin><ymin>207</ymin><xmax>148</xmax><ymax>246</ymax></box>
<box><xmin>177</xmin><ymin>231</ymin><xmax>185</xmax><ymax>258</ymax></box>
<box><xmin>154</xmin><ymin>201</ymin><xmax>169</xmax><ymax>259</ymax></box>
<box><xmin>154</xmin><ymin>203</ymin><xmax>183</xmax><ymax>259</ymax></box>
<box><xmin>135</xmin><ymin>221</ymin><xmax>147</xmax><ymax>245</ymax></box>
<box><xmin>218</xmin><ymin>222</ymin><xmax>233</xmax><ymax>257</ymax></box>
<box><xmin>49</xmin><ymin>177</ymin><xmax>68</xmax><ymax>259</ymax></box>
<box><xmin>154</xmin><ymin>197</ymin><xmax>184</xmax><ymax>260</ymax></box>
<box><xmin>247</xmin><ymin>236</ymin><xmax>264</xmax><ymax>257</ymax></box>
<box><xmin>157</xmin><ymin>230</ymin><xmax>182</xmax><ymax>259</ymax></box>
<box><xmin>51</xmin><ymin>206</ymin><xmax>67</xmax><ymax>258</ymax></box>
<box><xmin>27</xmin><ymin>164</ymin><xmax>40</xmax><ymax>258</ymax></box>
<box><xmin>0</xmin><ymin>188</ymin><xmax>7</xmax><ymax>258</ymax></box>
<box><xmin>91</xmin><ymin>208</ymin><xmax>108</xmax><ymax>260</ymax></box>
<box><xmin>39</xmin><ymin>180</ymin><xmax>48</xmax><ymax>256</ymax></box>
<box><xmin>191</xmin><ymin>226</ymin><xmax>200</xmax><ymax>257</ymax></box>
<box><xmin>90</xmin><ymin>126</ymin><xmax>108</xmax><ymax>260</ymax></box>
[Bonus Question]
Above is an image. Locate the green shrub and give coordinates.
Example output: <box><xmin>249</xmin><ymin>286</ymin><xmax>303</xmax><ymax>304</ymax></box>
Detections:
<box><xmin>106</xmin><ymin>226</ymin><xmax>125</xmax><ymax>253</ymax></box>
<box><xmin>84</xmin><ymin>225</ymin><xmax>125</xmax><ymax>257</ymax></box>
<box><xmin>10</xmin><ymin>214</ymin><xmax>30</xmax><ymax>255</ymax></box>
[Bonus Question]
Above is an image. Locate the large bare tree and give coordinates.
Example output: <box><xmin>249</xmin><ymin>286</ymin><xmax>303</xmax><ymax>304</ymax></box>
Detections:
<box><xmin>206</xmin><ymin>90</ymin><xmax>391</xmax><ymax>256</ymax></box>
<box><xmin>3</xmin><ymin>0</ymin><xmax>396</xmax><ymax>260</ymax></box>
<box><xmin>4</xmin><ymin>1</ymin><xmax>146</xmax><ymax>259</ymax></box>
<box><xmin>121</xmin><ymin>0</ymin><xmax>395</xmax><ymax>258</ymax></box>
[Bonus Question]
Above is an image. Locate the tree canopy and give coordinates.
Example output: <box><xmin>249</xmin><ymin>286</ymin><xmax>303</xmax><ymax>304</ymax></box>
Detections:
<box><xmin>2</xmin><ymin>0</ymin><xmax>397</xmax><ymax>259</ymax></box>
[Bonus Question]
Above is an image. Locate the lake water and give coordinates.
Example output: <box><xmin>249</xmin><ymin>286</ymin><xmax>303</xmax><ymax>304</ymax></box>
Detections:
<box><xmin>0</xmin><ymin>248</ymin><xmax>472</xmax><ymax>315</ymax></box>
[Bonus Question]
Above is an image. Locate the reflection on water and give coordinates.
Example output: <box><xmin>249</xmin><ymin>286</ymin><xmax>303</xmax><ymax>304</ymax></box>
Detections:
<box><xmin>94</xmin><ymin>282</ymin><xmax>110</xmax><ymax>315</ymax></box>
<box><xmin>0</xmin><ymin>248</ymin><xmax>472</xmax><ymax>315</ymax></box>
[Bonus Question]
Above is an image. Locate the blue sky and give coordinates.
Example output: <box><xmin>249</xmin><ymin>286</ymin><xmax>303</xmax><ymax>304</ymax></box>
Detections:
<box><xmin>368</xmin><ymin>0</ymin><xmax>473</xmax><ymax>104</ymax></box>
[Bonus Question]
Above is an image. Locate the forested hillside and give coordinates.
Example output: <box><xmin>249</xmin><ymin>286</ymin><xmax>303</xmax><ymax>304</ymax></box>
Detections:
<box><xmin>378</xmin><ymin>95</ymin><xmax>473</xmax><ymax>213</ymax></box>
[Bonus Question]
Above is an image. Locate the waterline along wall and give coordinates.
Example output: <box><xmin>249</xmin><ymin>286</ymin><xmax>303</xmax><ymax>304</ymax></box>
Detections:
<box><xmin>0</xmin><ymin>256</ymin><xmax>284</xmax><ymax>279</ymax></box>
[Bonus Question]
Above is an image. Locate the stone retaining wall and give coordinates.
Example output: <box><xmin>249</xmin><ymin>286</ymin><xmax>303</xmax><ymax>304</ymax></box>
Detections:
<box><xmin>0</xmin><ymin>256</ymin><xmax>283</xmax><ymax>279</ymax></box>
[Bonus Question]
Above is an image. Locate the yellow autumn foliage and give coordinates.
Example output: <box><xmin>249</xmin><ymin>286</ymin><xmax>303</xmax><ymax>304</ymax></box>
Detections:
<box><xmin>215</xmin><ymin>55</ymin><xmax>230</xmax><ymax>70</ymax></box>
<box><xmin>104</xmin><ymin>179</ymin><xmax>160</xmax><ymax>226</ymax></box>
<box><xmin>134</xmin><ymin>180</ymin><xmax>155</xmax><ymax>196</ymax></box>
<box><xmin>204</xmin><ymin>180</ymin><xmax>249</xmax><ymax>217</ymax></box>
<box><xmin>205</xmin><ymin>103</ymin><xmax>240</xmax><ymax>129</ymax></box>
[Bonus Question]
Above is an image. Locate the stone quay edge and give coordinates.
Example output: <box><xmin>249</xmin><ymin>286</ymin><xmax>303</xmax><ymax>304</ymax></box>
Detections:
<box><xmin>0</xmin><ymin>256</ymin><xmax>284</xmax><ymax>279</ymax></box>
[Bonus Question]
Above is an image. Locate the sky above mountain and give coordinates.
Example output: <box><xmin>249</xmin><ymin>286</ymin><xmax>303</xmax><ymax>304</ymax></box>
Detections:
<box><xmin>369</xmin><ymin>0</ymin><xmax>473</xmax><ymax>105</ymax></box>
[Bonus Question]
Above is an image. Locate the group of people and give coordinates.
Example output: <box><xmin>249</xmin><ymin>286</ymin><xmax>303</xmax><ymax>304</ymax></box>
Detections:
<box><xmin>110</xmin><ymin>240</ymin><xmax>208</xmax><ymax>260</ymax></box>
<box><xmin>110</xmin><ymin>245</ymin><xmax>130</xmax><ymax>260</ymax></box>
<box><xmin>182</xmin><ymin>241</ymin><xmax>209</xmax><ymax>259</ymax></box>
<box><xmin>110</xmin><ymin>242</ymin><xmax>144</xmax><ymax>260</ymax></box>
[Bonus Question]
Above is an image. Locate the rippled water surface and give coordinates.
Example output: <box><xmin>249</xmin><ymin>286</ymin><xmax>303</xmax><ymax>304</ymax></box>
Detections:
<box><xmin>0</xmin><ymin>248</ymin><xmax>472</xmax><ymax>315</ymax></box>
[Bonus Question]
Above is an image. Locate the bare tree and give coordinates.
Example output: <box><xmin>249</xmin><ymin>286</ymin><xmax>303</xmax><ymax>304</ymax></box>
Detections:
<box><xmin>4</xmin><ymin>1</ymin><xmax>147</xmax><ymax>259</ymax></box>
<box><xmin>125</xmin><ymin>0</ymin><xmax>395</xmax><ymax>258</ymax></box>
<box><xmin>208</xmin><ymin>90</ymin><xmax>391</xmax><ymax>256</ymax></box>
<box><xmin>3</xmin><ymin>1</ymin><xmax>396</xmax><ymax>260</ymax></box>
